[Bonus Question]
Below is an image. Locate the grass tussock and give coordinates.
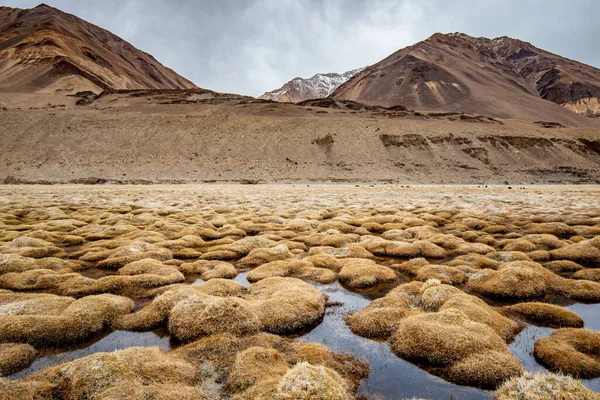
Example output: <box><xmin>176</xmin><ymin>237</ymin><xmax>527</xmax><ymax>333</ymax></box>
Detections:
<box><xmin>572</xmin><ymin>268</ymin><xmax>600</xmax><ymax>282</ymax></box>
<box><xmin>238</xmin><ymin>244</ymin><xmax>294</xmax><ymax>267</ymax></box>
<box><xmin>246</xmin><ymin>277</ymin><xmax>326</xmax><ymax>334</ymax></box>
<box><xmin>169</xmin><ymin>295</ymin><xmax>260</xmax><ymax>343</ymax></box>
<box><xmin>495</xmin><ymin>372</ymin><xmax>600</xmax><ymax>400</ymax></box>
<box><xmin>178</xmin><ymin>259</ymin><xmax>238</xmax><ymax>280</ymax></box>
<box><xmin>0</xmin><ymin>343</ymin><xmax>36</xmax><ymax>376</ymax></box>
<box><xmin>390</xmin><ymin>309</ymin><xmax>522</xmax><ymax>387</ymax></box>
<box><xmin>247</xmin><ymin>260</ymin><xmax>337</xmax><ymax>284</ymax></box>
<box><xmin>465</xmin><ymin>261</ymin><xmax>558</xmax><ymax>300</ymax></box>
<box><xmin>307</xmin><ymin>244</ymin><xmax>374</xmax><ymax>259</ymax></box>
<box><xmin>534</xmin><ymin>328</ymin><xmax>600</xmax><ymax>379</ymax></box>
<box><xmin>500</xmin><ymin>302</ymin><xmax>584</xmax><ymax>328</ymax></box>
<box><xmin>0</xmin><ymin>347</ymin><xmax>206</xmax><ymax>399</ymax></box>
<box><xmin>175</xmin><ymin>332</ymin><xmax>367</xmax><ymax>399</ymax></box>
<box><xmin>347</xmin><ymin>280</ymin><xmax>521</xmax><ymax>343</ymax></box>
<box><xmin>0</xmin><ymin>293</ymin><xmax>134</xmax><ymax>346</ymax></box>
<box><xmin>338</xmin><ymin>258</ymin><xmax>398</xmax><ymax>289</ymax></box>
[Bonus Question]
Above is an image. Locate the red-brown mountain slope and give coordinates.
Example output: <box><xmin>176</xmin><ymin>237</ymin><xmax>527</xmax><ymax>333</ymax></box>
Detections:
<box><xmin>332</xmin><ymin>33</ymin><xmax>600</xmax><ymax>124</ymax></box>
<box><xmin>0</xmin><ymin>4</ymin><xmax>196</xmax><ymax>94</ymax></box>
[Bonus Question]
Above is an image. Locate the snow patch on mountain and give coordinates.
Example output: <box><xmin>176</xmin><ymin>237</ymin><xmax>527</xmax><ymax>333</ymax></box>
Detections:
<box><xmin>260</xmin><ymin>68</ymin><xmax>365</xmax><ymax>102</ymax></box>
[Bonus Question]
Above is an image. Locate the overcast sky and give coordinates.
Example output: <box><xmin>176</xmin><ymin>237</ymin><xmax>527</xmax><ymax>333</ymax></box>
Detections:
<box><xmin>5</xmin><ymin>0</ymin><xmax>600</xmax><ymax>96</ymax></box>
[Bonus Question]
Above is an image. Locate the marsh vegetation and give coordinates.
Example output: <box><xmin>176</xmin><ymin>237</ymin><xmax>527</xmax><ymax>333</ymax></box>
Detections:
<box><xmin>0</xmin><ymin>184</ymin><xmax>599</xmax><ymax>399</ymax></box>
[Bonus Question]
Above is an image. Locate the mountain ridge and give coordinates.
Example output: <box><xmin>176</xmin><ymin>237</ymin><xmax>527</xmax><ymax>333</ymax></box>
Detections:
<box><xmin>331</xmin><ymin>32</ymin><xmax>600</xmax><ymax>123</ymax></box>
<box><xmin>0</xmin><ymin>3</ymin><xmax>196</xmax><ymax>94</ymax></box>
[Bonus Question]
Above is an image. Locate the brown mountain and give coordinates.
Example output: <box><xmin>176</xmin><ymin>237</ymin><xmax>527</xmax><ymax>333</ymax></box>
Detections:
<box><xmin>332</xmin><ymin>33</ymin><xmax>600</xmax><ymax>124</ymax></box>
<box><xmin>0</xmin><ymin>3</ymin><xmax>196</xmax><ymax>94</ymax></box>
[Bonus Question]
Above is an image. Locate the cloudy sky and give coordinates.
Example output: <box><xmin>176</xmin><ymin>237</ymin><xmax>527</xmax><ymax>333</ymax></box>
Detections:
<box><xmin>5</xmin><ymin>0</ymin><xmax>600</xmax><ymax>96</ymax></box>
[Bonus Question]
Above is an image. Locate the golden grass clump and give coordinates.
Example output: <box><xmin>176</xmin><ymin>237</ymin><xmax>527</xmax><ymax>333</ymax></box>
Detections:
<box><xmin>77</xmin><ymin>240</ymin><xmax>173</xmax><ymax>269</ymax></box>
<box><xmin>300</xmin><ymin>233</ymin><xmax>360</xmax><ymax>248</ymax></box>
<box><xmin>549</xmin><ymin>239</ymin><xmax>600</xmax><ymax>264</ymax></box>
<box><xmin>556</xmin><ymin>279</ymin><xmax>600</xmax><ymax>302</ymax></box>
<box><xmin>347</xmin><ymin>280</ymin><xmax>520</xmax><ymax>342</ymax></box>
<box><xmin>486</xmin><ymin>251</ymin><xmax>532</xmax><ymax>262</ymax></box>
<box><xmin>447</xmin><ymin>350</ymin><xmax>524</xmax><ymax>388</ymax></box>
<box><xmin>247</xmin><ymin>260</ymin><xmax>337</xmax><ymax>284</ymax></box>
<box><xmin>225</xmin><ymin>346</ymin><xmax>289</xmax><ymax>393</ymax></box>
<box><xmin>169</xmin><ymin>295</ymin><xmax>260</xmax><ymax>343</ymax></box>
<box><xmin>0</xmin><ymin>343</ymin><xmax>36</xmax><ymax>376</ymax></box>
<box><xmin>390</xmin><ymin>309</ymin><xmax>522</xmax><ymax>387</ymax></box>
<box><xmin>0</xmin><ymin>347</ymin><xmax>206</xmax><ymax>400</ymax></box>
<box><xmin>502</xmin><ymin>239</ymin><xmax>537</xmax><ymax>252</ymax></box>
<box><xmin>0</xmin><ymin>293</ymin><xmax>134</xmax><ymax>346</ymax></box>
<box><xmin>522</xmin><ymin>234</ymin><xmax>566</xmax><ymax>250</ymax></box>
<box><xmin>337</xmin><ymin>258</ymin><xmax>398</xmax><ymax>289</ymax></box>
<box><xmin>446</xmin><ymin>253</ymin><xmax>500</xmax><ymax>270</ymax></box>
<box><xmin>415</xmin><ymin>265</ymin><xmax>468</xmax><ymax>285</ymax></box>
<box><xmin>274</xmin><ymin>362</ymin><xmax>351</xmax><ymax>400</ymax></box>
<box><xmin>307</xmin><ymin>244</ymin><xmax>374</xmax><ymax>259</ymax></box>
<box><xmin>362</xmin><ymin>238</ymin><xmax>446</xmax><ymax>259</ymax></box>
<box><xmin>524</xmin><ymin>222</ymin><xmax>577</xmax><ymax>238</ymax></box>
<box><xmin>303</xmin><ymin>254</ymin><xmax>342</xmax><ymax>272</ymax></box>
<box><xmin>113</xmin><ymin>280</ymin><xmax>246</xmax><ymax>331</ymax></box>
<box><xmin>246</xmin><ymin>277</ymin><xmax>326</xmax><ymax>334</ymax></box>
<box><xmin>438</xmin><ymin>293</ymin><xmax>522</xmax><ymax>341</ymax></box>
<box><xmin>178</xmin><ymin>259</ymin><xmax>238</xmax><ymax>280</ymax></box>
<box><xmin>495</xmin><ymin>372</ymin><xmax>600</xmax><ymax>400</ymax></box>
<box><xmin>0</xmin><ymin>236</ymin><xmax>64</xmax><ymax>259</ymax></box>
<box><xmin>200</xmin><ymin>236</ymin><xmax>278</xmax><ymax>260</ymax></box>
<box><xmin>534</xmin><ymin>328</ymin><xmax>600</xmax><ymax>379</ymax></box>
<box><xmin>543</xmin><ymin>260</ymin><xmax>585</xmax><ymax>273</ymax></box>
<box><xmin>499</xmin><ymin>302</ymin><xmax>584</xmax><ymax>328</ymax></box>
<box><xmin>0</xmin><ymin>291</ymin><xmax>75</xmax><ymax>316</ymax></box>
<box><xmin>572</xmin><ymin>268</ymin><xmax>600</xmax><ymax>282</ymax></box>
<box><xmin>346</xmin><ymin>306</ymin><xmax>415</xmax><ymax>338</ymax></box>
<box><xmin>465</xmin><ymin>261</ymin><xmax>558</xmax><ymax>300</ymax></box>
<box><xmin>238</xmin><ymin>244</ymin><xmax>294</xmax><ymax>267</ymax></box>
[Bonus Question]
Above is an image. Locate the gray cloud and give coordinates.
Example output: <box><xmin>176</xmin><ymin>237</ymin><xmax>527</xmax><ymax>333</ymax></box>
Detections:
<box><xmin>5</xmin><ymin>0</ymin><xmax>600</xmax><ymax>96</ymax></box>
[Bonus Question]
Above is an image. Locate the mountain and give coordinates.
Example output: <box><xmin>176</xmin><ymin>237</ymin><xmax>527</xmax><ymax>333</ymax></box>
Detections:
<box><xmin>0</xmin><ymin>4</ymin><xmax>196</xmax><ymax>94</ymax></box>
<box><xmin>332</xmin><ymin>33</ymin><xmax>600</xmax><ymax>122</ymax></box>
<box><xmin>260</xmin><ymin>68</ymin><xmax>364</xmax><ymax>102</ymax></box>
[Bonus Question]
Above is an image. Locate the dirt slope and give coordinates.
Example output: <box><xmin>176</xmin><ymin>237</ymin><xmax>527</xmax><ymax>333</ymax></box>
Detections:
<box><xmin>332</xmin><ymin>33</ymin><xmax>600</xmax><ymax>123</ymax></box>
<box><xmin>0</xmin><ymin>90</ymin><xmax>599</xmax><ymax>184</ymax></box>
<box><xmin>0</xmin><ymin>4</ymin><xmax>196</xmax><ymax>94</ymax></box>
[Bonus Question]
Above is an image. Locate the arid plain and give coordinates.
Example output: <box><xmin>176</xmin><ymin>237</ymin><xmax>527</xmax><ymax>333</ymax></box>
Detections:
<box><xmin>1</xmin><ymin>184</ymin><xmax>600</xmax><ymax>399</ymax></box>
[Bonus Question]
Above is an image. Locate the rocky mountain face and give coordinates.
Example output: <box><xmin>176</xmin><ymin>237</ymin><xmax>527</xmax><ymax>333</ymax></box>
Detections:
<box><xmin>332</xmin><ymin>33</ymin><xmax>600</xmax><ymax>121</ymax></box>
<box><xmin>259</xmin><ymin>68</ymin><xmax>364</xmax><ymax>103</ymax></box>
<box><xmin>0</xmin><ymin>4</ymin><xmax>196</xmax><ymax>94</ymax></box>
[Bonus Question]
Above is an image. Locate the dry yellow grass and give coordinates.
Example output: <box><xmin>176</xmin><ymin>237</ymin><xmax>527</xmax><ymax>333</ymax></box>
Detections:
<box><xmin>465</xmin><ymin>261</ymin><xmax>558</xmax><ymax>299</ymax></box>
<box><xmin>178</xmin><ymin>259</ymin><xmax>238</xmax><ymax>280</ymax></box>
<box><xmin>500</xmin><ymin>302</ymin><xmax>584</xmax><ymax>328</ymax></box>
<box><xmin>0</xmin><ymin>292</ymin><xmax>134</xmax><ymax>345</ymax></box>
<box><xmin>0</xmin><ymin>347</ymin><xmax>205</xmax><ymax>399</ymax></box>
<box><xmin>534</xmin><ymin>328</ymin><xmax>600</xmax><ymax>379</ymax></box>
<box><xmin>495</xmin><ymin>372</ymin><xmax>600</xmax><ymax>400</ymax></box>
<box><xmin>338</xmin><ymin>258</ymin><xmax>398</xmax><ymax>289</ymax></box>
<box><xmin>247</xmin><ymin>259</ymin><xmax>337</xmax><ymax>284</ymax></box>
<box><xmin>246</xmin><ymin>277</ymin><xmax>326</xmax><ymax>334</ymax></box>
<box><xmin>169</xmin><ymin>295</ymin><xmax>260</xmax><ymax>343</ymax></box>
<box><xmin>0</xmin><ymin>343</ymin><xmax>36</xmax><ymax>376</ymax></box>
<box><xmin>572</xmin><ymin>268</ymin><xmax>600</xmax><ymax>282</ymax></box>
<box><xmin>390</xmin><ymin>309</ymin><xmax>522</xmax><ymax>387</ymax></box>
<box><xmin>238</xmin><ymin>244</ymin><xmax>294</xmax><ymax>267</ymax></box>
<box><xmin>225</xmin><ymin>346</ymin><xmax>289</xmax><ymax>393</ymax></box>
